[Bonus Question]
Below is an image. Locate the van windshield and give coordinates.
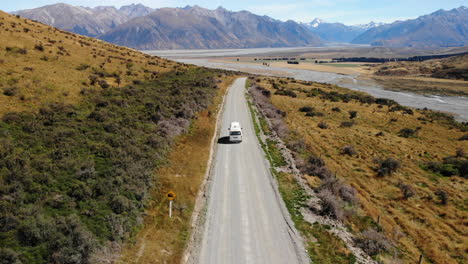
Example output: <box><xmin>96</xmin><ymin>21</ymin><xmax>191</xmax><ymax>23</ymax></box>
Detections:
<box><xmin>230</xmin><ymin>131</ymin><xmax>241</xmax><ymax>136</ymax></box>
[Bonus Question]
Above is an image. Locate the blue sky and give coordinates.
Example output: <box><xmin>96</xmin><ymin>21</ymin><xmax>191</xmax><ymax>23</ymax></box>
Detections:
<box><xmin>1</xmin><ymin>0</ymin><xmax>466</xmax><ymax>24</ymax></box>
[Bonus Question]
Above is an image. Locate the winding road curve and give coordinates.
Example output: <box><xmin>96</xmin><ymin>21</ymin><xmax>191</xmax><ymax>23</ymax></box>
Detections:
<box><xmin>198</xmin><ymin>78</ymin><xmax>308</xmax><ymax>264</ymax></box>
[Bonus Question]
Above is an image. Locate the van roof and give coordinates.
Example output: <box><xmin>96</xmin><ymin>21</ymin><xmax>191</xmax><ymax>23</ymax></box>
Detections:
<box><xmin>230</xmin><ymin>122</ymin><xmax>241</xmax><ymax>129</ymax></box>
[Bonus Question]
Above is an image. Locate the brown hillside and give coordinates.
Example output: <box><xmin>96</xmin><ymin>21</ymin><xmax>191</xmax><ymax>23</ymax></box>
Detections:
<box><xmin>255</xmin><ymin>77</ymin><xmax>467</xmax><ymax>263</ymax></box>
<box><xmin>373</xmin><ymin>54</ymin><xmax>468</xmax><ymax>80</ymax></box>
<box><xmin>0</xmin><ymin>11</ymin><xmax>180</xmax><ymax>115</ymax></box>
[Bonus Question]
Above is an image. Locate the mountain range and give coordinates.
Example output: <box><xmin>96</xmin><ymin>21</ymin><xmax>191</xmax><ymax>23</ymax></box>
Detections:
<box><xmin>12</xmin><ymin>3</ymin><xmax>468</xmax><ymax>49</ymax></box>
<box><xmin>352</xmin><ymin>6</ymin><xmax>468</xmax><ymax>47</ymax></box>
<box><xmin>302</xmin><ymin>19</ymin><xmax>384</xmax><ymax>43</ymax></box>
<box><xmin>13</xmin><ymin>3</ymin><xmax>153</xmax><ymax>37</ymax></box>
<box><xmin>101</xmin><ymin>6</ymin><xmax>321</xmax><ymax>49</ymax></box>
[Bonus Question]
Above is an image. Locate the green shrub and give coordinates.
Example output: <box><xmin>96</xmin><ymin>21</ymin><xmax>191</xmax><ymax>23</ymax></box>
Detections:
<box><xmin>0</xmin><ymin>67</ymin><xmax>226</xmax><ymax>263</ymax></box>
<box><xmin>349</xmin><ymin>111</ymin><xmax>358</xmax><ymax>119</ymax></box>
<box><xmin>340</xmin><ymin>121</ymin><xmax>354</xmax><ymax>128</ymax></box>
<box><xmin>435</xmin><ymin>189</ymin><xmax>448</xmax><ymax>205</ymax></box>
<box><xmin>424</xmin><ymin>156</ymin><xmax>468</xmax><ymax>178</ymax></box>
<box><xmin>318</xmin><ymin>122</ymin><xmax>329</xmax><ymax>129</ymax></box>
<box><xmin>299</xmin><ymin>106</ymin><xmax>314</xmax><ymax>112</ymax></box>
<box><xmin>398</xmin><ymin>183</ymin><xmax>415</xmax><ymax>199</ymax></box>
<box><xmin>5</xmin><ymin>46</ymin><xmax>27</xmax><ymax>54</ymax></box>
<box><xmin>275</xmin><ymin>89</ymin><xmax>297</xmax><ymax>98</ymax></box>
<box><xmin>34</xmin><ymin>44</ymin><xmax>44</xmax><ymax>52</ymax></box>
<box><xmin>375</xmin><ymin>158</ymin><xmax>400</xmax><ymax>177</ymax></box>
<box><xmin>398</xmin><ymin>127</ymin><xmax>419</xmax><ymax>138</ymax></box>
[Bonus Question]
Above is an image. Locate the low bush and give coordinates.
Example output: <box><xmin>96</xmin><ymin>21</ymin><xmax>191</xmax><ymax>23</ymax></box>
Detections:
<box><xmin>435</xmin><ymin>189</ymin><xmax>448</xmax><ymax>205</ymax></box>
<box><xmin>349</xmin><ymin>111</ymin><xmax>358</xmax><ymax>119</ymax></box>
<box><xmin>398</xmin><ymin>127</ymin><xmax>419</xmax><ymax>138</ymax></box>
<box><xmin>331</xmin><ymin>107</ymin><xmax>341</xmax><ymax>112</ymax></box>
<box><xmin>424</xmin><ymin>156</ymin><xmax>468</xmax><ymax>178</ymax></box>
<box><xmin>318</xmin><ymin>122</ymin><xmax>329</xmax><ymax>129</ymax></box>
<box><xmin>340</xmin><ymin>121</ymin><xmax>354</xmax><ymax>128</ymax></box>
<box><xmin>5</xmin><ymin>46</ymin><xmax>27</xmax><ymax>54</ymax></box>
<box><xmin>317</xmin><ymin>189</ymin><xmax>345</xmax><ymax>220</ymax></box>
<box><xmin>34</xmin><ymin>44</ymin><xmax>44</xmax><ymax>52</ymax></box>
<box><xmin>319</xmin><ymin>177</ymin><xmax>358</xmax><ymax>205</ymax></box>
<box><xmin>0</xmin><ymin>248</ymin><xmax>21</xmax><ymax>264</ymax></box>
<box><xmin>459</xmin><ymin>134</ymin><xmax>468</xmax><ymax>141</ymax></box>
<box><xmin>341</xmin><ymin>145</ymin><xmax>357</xmax><ymax>156</ymax></box>
<box><xmin>375</xmin><ymin>98</ymin><xmax>398</xmax><ymax>106</ymax></box>
<box><xmin>98</xmin><ymin>79</ymin><xmax>110</xmax><ymax>89</ymax></box>
<box><xmin>298</xmin><ymin>156</ymin><xmax>334</xmax><ymax>180</ymax></box>
<box><xmin>275</xmin><ymin>89</ymin><xmax>297</xmax><ymax>98</ymax></box>
<box><xmin>261</xmin><ymin>89</ymin><xmax>271</xmax><ymax>97</ymax></box>
<box><xmin>286</xmin><ymin>139</ymin><xmax>307</xmax><ymax>154</ymax></box>
<box><xmin>354</xmin><ymin>228</ymin><xmax>395</xmax><ymax>257</ymax></box>
<box><xmin>305</xmin><ymin>111</ymin><xmax>324</xmax><ymax>117</ymax></box>
<box><xmin>299</xmin><ymin>106</ymin><xmax>314</xmax><ymax>113</ymax></box>
<box><xmin>398</xmin><ymin>183</ymin><xmax>415</xmax><ymax>199</ymax></box>
<box><xmin>250</xmin><ymin>85</ymin><xmax>289</xmax><ymax>138</ymax></box>
<box><xmin>389</xmin><ymin>105</ymin><xmax>414</xmax><ymax>115</ymax></box>
<box><xmin>375</xmin><ymin>158</ymin><xmax>400</xmax><ymax>177</ymax></box>
<box><xmin>2</xmin><ymin>87</ymin><xmax>18</xmax><ymax>96</ymax></box>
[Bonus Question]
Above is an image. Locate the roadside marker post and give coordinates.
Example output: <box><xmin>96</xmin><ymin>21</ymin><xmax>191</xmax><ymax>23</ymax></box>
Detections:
<box><xmin>167</xmin><ymin>191</ymin><xmax>176</xmax><ymax>218</ymax></box>
<box><xmin>169</xmin><ymin>200</ymin><xmax>173</xmax><ymax>218</ymax></box>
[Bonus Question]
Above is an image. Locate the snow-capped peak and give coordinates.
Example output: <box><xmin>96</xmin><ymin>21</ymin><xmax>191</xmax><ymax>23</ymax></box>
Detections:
<box><xmin>353</xmin><ymin>21</ymin><xmax>384</xmax><ymax>29</ymax></box>
<box><xmin>304</xmin><ymin>18</ymin><xmax>324</xmax><ymax>28</ymax></box>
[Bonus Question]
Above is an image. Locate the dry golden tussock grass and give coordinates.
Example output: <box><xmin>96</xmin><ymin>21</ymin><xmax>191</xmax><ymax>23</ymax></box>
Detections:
<box><xmin>257</xmin><ymin>77</ymin><xmax>467</xmax><ymax>264</ymax></box>
<box><xmin>117</xmin><ymin>76</ymin><xmax>235</xmax><ymax>264</ymax></box>
<box><xmin>0</xmin><ymin>11</ymin><xmax>183</xmax><ymax>115</ymax></box>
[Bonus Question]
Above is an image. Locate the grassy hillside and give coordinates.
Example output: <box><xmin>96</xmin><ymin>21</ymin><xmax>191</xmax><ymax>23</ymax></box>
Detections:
<box><xmin>0</xmin><ymin>11</ymin><xmax>235</xmax><ymax>263</ymax></box>
<box><xmin>0</xmin><ymin>11</ymin><xmax>182</xmax><ymax>115</ymax></box>
<box><xmin>250</xmin><ymin>77</ymin><xmax>467</xmax><ymax>263</ymax></box>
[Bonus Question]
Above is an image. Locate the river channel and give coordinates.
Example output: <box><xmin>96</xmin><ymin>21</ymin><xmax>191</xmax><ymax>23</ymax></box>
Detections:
<box><xmin>147</xmin><ymin>49</ymin><xmax>468</xmax><ymax>122</ymax></box>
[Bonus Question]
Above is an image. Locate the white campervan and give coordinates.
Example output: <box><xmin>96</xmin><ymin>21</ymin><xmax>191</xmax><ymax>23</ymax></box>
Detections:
<box><xmin>228</xmin><ymin>122</ymin><xmax>242</xmax><ymax>142</ymax></box>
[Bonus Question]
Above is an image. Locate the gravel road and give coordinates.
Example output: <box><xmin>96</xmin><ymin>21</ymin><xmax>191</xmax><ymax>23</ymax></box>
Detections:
<box><xmin>198</xmin><ymin>78</ymin><xmax>308</xmax><ymax>264</ymax></box>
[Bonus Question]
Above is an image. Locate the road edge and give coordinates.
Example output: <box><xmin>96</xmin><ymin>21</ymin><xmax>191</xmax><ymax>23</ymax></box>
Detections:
<box><xmin>245</xmin><ymin>85</ymin><xmax>311</xmax><ymax>264</ymax></box>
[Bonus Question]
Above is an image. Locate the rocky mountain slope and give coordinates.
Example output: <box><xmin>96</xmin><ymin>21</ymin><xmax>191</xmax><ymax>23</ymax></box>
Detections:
<box><xmin>13</xmin><ymin>3</ymin><xmax>152</xmax><ymax>37</ymax></box>
<box><xmin>100</xmin><ymin>6</ymin><xmax>322</xmax><ymax>50</ymax></box>
<box><xmin>14</xmin><ymin>4</ymin><xmax>321</xmax><ymax>50</ymax></box>
<box><xmin>352</xmin><ymin>6</ymin><xmax>468</xmax><ymax>47</ymax></box>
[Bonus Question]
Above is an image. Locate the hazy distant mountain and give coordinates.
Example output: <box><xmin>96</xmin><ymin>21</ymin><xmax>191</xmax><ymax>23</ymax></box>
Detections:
<box><xmin>303</xmin><ymin>19</ymin><xmax>383</xmax><ymax>43</ymax></box>
<box><xmin>13</xmin><ymin>3</ymin><xmax>152</xmax><ymax>37</ymax></box>
<box><xmin>118</xmin><ymin>3</ymin><xmax>154</xmax><ymax>19</ymax></box>
<box><xmin>355</xmin><ymin>21</ymin><xmax>385</xmax><ymax>30</ymax></box>
<box><xmin>352</xmin><ymin>6</ymin><xmax>468</xmax><ymax>47</ymax></box>
<box><xmin>101</xmin><ymin>6</ymin><xmax>322</xmax><ymax>50</ymax></box>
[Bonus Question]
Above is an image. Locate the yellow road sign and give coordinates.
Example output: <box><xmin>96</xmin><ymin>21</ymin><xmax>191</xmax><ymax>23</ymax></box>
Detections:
<box><xmin>167</xmin><ymin>191</ymin><xmax>176</xmax><ymax>200</ymax></box>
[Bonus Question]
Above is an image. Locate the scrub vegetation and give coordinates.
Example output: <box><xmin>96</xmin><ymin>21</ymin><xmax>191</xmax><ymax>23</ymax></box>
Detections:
<box><xmin>0</xmin><ymin>11</ymin><xmax>237</xmax><ymax>264</ymax></box>
<box><xmin>249</xmin><ymin>76</ymin><xmax>467</xmax><ymax>264</ymax></box>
